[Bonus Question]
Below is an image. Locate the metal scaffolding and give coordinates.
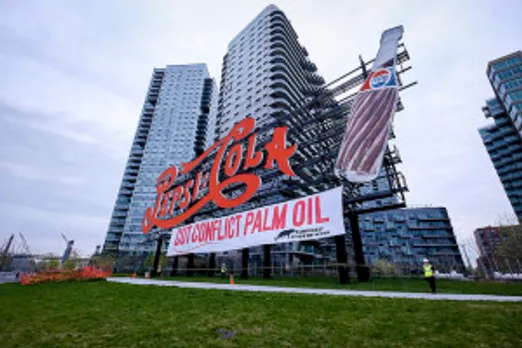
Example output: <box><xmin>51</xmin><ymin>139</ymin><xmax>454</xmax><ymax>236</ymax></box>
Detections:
<box><xmin>155</xmin><ymin>43</ymin><xmax>416</xmax><ymax>283</ymax></box>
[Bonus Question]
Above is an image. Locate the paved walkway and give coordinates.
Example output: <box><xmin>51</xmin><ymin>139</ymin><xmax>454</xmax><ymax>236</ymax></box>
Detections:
<box><xmin>108</xmin><ymin>277</ymin><xmax>522</xmax><ymax>302</ymax></box>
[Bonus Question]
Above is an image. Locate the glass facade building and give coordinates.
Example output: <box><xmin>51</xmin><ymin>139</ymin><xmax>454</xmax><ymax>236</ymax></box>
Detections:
<box><xmin>360</xmin><ymin>207</ymin><xmax>465</xmax><ymax>273</ymax></box>
<box><xmin>209</xmin><ymin>4</ymin><xmax>327</xmax><ymax>264</ymax></box>
<box><xmin>474</xmin><ymin>226</ymin><xmax>507</xmax><ymax>275</ymax></box>
<box><xmin>480</xmin><ymin>52</ymin><xmax>522</xmax><ymax>220</ymax></box>
<box><xmin>103</xmin><ymin>64</ymin><xmax>217</xmax><ymax>255</ymax></box>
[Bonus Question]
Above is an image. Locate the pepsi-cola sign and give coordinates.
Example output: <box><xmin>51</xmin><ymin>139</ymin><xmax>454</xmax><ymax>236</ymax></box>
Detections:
<box><xmin>370</xmin><ymin>69</ymin><xmax>391</xmax><ymax>88</ymax></box>
<box><xmin>360</xmin><ymin>67</ymin><xmax>397</xmax><ymax>92</ymax></box>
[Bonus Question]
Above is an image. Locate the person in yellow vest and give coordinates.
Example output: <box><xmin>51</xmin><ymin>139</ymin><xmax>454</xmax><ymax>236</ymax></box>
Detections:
<box><xmin>220</xmin><ymin>263</ymin><xmax>227</xmax><ymax>279</ymax></box>
<box><xmin>423</xmin><ymin>258</ymin><xmax>436</xmax><ymax>293</ymax></box>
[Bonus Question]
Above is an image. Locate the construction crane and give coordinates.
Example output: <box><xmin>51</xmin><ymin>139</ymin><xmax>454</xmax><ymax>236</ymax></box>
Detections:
<box><xmin>17</xmin><ymin>233</ymin><xmax>37</xmax><ymax>272</ymax></box>
<box><xmin>0</xmin><ymin>234</ymin><xmax>15</xmax><ymax>271</ymax></box>
<box><xmin>60</xmin><ymin>233</ymin><xmax>75</xmax><ymax>267</ymax></box>
<box><xmin>19</xmin><ymin>233</ymin><xmax>31</xmax><ymax>255</ymax></box>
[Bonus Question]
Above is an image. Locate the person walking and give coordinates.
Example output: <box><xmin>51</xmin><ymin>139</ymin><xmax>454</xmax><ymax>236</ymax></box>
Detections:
<box><xmin>423</xmin><ymin>258</ymin><xmax>436</xmax><ymax>293</ymax></box>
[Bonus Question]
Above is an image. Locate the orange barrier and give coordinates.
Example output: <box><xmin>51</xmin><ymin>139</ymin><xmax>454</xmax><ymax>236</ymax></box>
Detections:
<box><xmin>20</xmin><ymin>266</ymin><xmax>112</xmax><ymax>286</ymax></box>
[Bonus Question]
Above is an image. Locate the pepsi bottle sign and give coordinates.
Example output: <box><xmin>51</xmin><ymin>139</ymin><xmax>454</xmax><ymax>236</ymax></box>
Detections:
<box><xmin>361</xmin><ymin>67</ymin><xmax>397</xmax><ymax>92</ymax></box>
<box><xmin>370</xmin><ymin>69</ymin><xmax>391</xmax><ymax>88</ymax></box>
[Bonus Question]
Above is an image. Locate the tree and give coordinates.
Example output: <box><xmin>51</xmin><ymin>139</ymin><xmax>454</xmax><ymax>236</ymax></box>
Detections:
<box><xmin>496</xmin><ymin>224</ymin><xmax>522</xmax><ymax>268</ymax></box>
<box><xmin>62</xmin><ymin>250</ymin><xmax>80</xmax><ymax>270</ymax></box>
<box><xmin>90</xmin><ymin>254</ymin><xmax>115</xmax><ymax>269</ymax></box>
<box><xmin>38</xmin><ymin>257</ymin><xmax>60</xmax><ymax>271</ymax></box>
<box><xmin>372</xmin><ymin>259</ymin><xmax>400</xmax><ymax>277</ymax></box>
<box><xmin>62</xmin><ymin>259</ymin><xmax>78</xmax><ymax>270</ymax></box>
<box><xmin>144</xmin><ymin>253</ymin><xmax>168</xmax><ymax>270</ymax></box>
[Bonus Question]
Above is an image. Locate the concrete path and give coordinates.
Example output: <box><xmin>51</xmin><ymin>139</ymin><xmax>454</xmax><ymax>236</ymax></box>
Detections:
<box><xmin>0</xmin><ymin>272</ymin><xmax>19</xmax><ymax>284</ymax></box>
<box><xmin>108</xmin><ymin>277</ymin><xmax>522</xmax><ymax>302</ymax></box>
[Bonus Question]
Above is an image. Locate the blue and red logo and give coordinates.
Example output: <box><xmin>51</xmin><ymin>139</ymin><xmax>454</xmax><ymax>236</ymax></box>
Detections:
<box><xmin>361</xmin><ymin>67</ymin><xmax>397</xmax><ymax>91</ymax></box>
<box><xmin>370</xmin><ymin>69</ymin><xmax>391</xmax><ymax>88</ymax></box>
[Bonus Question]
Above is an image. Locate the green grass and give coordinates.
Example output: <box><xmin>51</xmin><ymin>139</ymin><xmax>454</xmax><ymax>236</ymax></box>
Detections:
<box><xmin>1</xmin><ymin>281</ymin><xmax>521</xmax><ymax>347</ymax></box>
<box><xmin>155</xmin><ymin>275</ymin><xmax>522</xmax><ymax>296</ymax></box>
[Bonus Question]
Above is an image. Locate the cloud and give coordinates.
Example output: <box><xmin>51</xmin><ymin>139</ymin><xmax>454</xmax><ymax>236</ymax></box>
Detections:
<box><xmin>0</xmin><ymin>201</ymin><xmax>107</xmax><ymax>257</ymax></box>
<box><xmin>0</xmin><ymin>160</ymin><xmax>84</xmax><ymax>186</ymax></box>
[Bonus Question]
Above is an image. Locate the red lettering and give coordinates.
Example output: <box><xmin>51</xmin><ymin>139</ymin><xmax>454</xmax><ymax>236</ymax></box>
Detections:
<box><xmin>243</xmin><ymin>134</ymin><xmax>263</xmax><ymax>169</ymax></box>
<box><xmin>227</xmin><ymin>217</ymin><xmax>234</xmax><ymax>238</ymax></box>
<box><xmin>244</xmin><ymin>212</ymin><xmax>255</xmax><ymax>235</ymax></box>
<box><xmin>272</xmin><ymin>204</ymin><xmax>287</xmax><ymax>230</ymax></box>
<box><xmin>191</xmin><ymin>226</ymin><xmax>198</xmax><ymax>243</ymax></box>
<box><xmin>307</xmin><ymin>197</ymin><xmax>313</xmax><ymax>225</ymax></box>
<box><xmin>293</xmin><ymin>200</ymin><xmax>306</xmax><ymax>227</ymax></box>
<box><xmin>171</xmin><ymin>186</ymin><xmax>182</xmax><ymax>209</ymax></box>
<box><xmin>264</xmin><ymin>126</ymin><xmax>296</xmax><ymax>176</ymax></box>
<box><xmin>175</xmin><ymin>226</ymin><xmax>191</xmax><ymax>246</ymax></box>
<box><xmin>315</xmin><ymin>196</ymin><xmax>330</xmax><ymax>223</ymax></box>
<box><xmin>262</xmin><ymin>207</ymin><xmax>270</xmax><ymax>231</ymax></box>
<box><xmin>226</xmin><ymin>218</ymin><xmax>234</xmax><ymax>239</ymax></box>
<box><xmin>192</xmin><ymin>171</ymin><xmax>203</xmax><ymax>201</ymax></box>
<box><xmin>167</xmin><ymin>189</ymin><xmax>176</xmax><ymax>215</ymax></box>
<box><xmin>235</xmin><ymin>214</ymin><xmax>243</xmax><ymax>237</ymax></box>
<box><xmin>224</xmin><ymin>143</ymin><xmax>243</xmax><ymax>177</ymax></box>
<box><xmin>251</xmin><ymin>210</ymin><xmax>263</xmax><ymax>233</ymax></box>
<box><xmin>206</xmin><ymin>221</ymin><xmax>216</xmax><ymax>242</ymax></box>
<box><xmin>218</xmin><ymin>220</ymin><xmax>227</xmax><ymax>241</ymax></box>
<box><xmin>213</xmin><ymin>220</ymin><xmax>221</xmax><ymax>240</ymax></box>
<box><xmin>180</xmin><ymin>180</ymin><xmax>193</xmax><ymax>210</ymax></box>
<box><xmin>159</xmin><ymin>191</ymin><xmax>170</xmax><ymax>217</ymax></box>
<box><xmin>200</xmin><ymin>173</ymin><xmax>209</xmax><ymax>189</ymax></box>
<box><xmin>141</xmin><ymin>166</ymin><xmax>178</xmax><ymax>233</ymax></box>
<box><xmin>174</xmin><ymin>228</ymin><xmax>182</xmax><ymax>246</ymax></box>
<box><xmin>141</xmin><ymin>117</ymin><xmax>298</xmax><ymax>234</ymax></box>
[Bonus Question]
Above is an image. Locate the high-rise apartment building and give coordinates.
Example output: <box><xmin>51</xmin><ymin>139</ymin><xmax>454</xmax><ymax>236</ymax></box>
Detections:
<box><xmin>103</xmin><ymin>64</ymin><xmax>217</xmax><ymax>255</ymax></box>
<box><xmin>472</xmin><ymin>225</ymin><xmax>522</xmax><ymax>276</ymax></box>
<box><xmin>480</xmin><ymin>52</ymin><xmax>522</xmax><ymax>220</ymax></box>
<box><xmin>216</xmin><ymin>4</ymin><xmax>324</xmax><ymax>139</ymax></box>
<box><xmin>209</xmin><ymin>4</ymin><xmax>326</xmax><ymax>264</ymax></box>
<box><xmin>487</xmin><ymin>52</ymin><xmax>522</xmax><ymax>135</ymax></box>
<box><xmin>474</xmin><ymin>226</ymin><xmax>504</xmax><ymax>270</ymax></box>
<box><xmin>360</xmin><ymin>207</ymin><xmax>465</xmax><ymax>273</ymax></box>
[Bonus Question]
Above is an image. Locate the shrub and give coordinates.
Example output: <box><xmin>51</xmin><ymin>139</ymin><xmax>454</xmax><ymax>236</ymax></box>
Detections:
<box><xmin>20</xmin><ymin>266</ymin><xmax>112</xmax><ymax>286</ymax></box>
<box><xmin>372</xmin><ymin>260</ymin><xmax>400</xmax><ymax>278</ymax></box>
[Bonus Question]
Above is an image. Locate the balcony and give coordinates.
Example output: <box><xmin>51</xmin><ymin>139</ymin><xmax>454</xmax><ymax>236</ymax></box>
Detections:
<box><xmin>103</xmin><ymin>242</ymin><xmax>119</xmax><ymax>251</ymax></box>
<box><xmin>112</xmin><ymin>210</ymin><xmax>128</xmax><ymax>217</ymax></box>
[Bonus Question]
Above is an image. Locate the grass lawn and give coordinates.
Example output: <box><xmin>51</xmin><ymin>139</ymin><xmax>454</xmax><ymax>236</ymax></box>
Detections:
<box><xmin>1</xmin><ymin>281</ymin><xmax>521</xmax><ymax>348</ymax></box>
<box><xmin>154</xmin><ymin>275</ymin><xmax>522</xmax><ymax>296</ymax></box>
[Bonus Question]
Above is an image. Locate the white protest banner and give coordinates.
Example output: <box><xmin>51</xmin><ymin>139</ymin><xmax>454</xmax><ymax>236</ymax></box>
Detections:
<box><xmin>167</xmin><ymin>186</ymin><xmax>345</xmax><ymax>255</ymax></box>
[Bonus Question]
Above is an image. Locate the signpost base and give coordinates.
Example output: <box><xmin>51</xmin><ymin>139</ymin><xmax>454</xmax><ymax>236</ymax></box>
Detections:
<box><xmin>169</xmin><ymin>256</ymin><xmax>178</xmax><ymax>276</ymax></box>
<box><xmin>335</xmin><ymin>234</ymin><xmax>349</xmax><ymax>284</ymax></box>
<box><xmin>187</xmin><ymin>254</ymin><xmax>194</xmax><ymax>277</ymax></box>
<box><xmin>263</xmin><ymin>245</ymin><xmax>271</xmax><ymax>279</ymax></box>
<box><xmin>208</xmin><ymin>253</ymin><xmax>216</xmax><ymax>277</ymax></box>
<box><xmin>241</xmin><ymin>248</ymin><xmax>249</xmax><ymax>279</ymax></box>
<box><xmin>151</xmin><ymin>235</ymin><xmax>163</xmax><ymax>277</ymax></box>
<box><xmin>349</xmin><ymin>213</ymin><xmax>370</xmax><ymax>282</ymax></box>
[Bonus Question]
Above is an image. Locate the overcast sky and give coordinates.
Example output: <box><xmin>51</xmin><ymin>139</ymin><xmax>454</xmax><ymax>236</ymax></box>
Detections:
<box><xmin>0</xmin><ymin>0</ymin><xmax>521</xmax><ymax>259</ymax></box>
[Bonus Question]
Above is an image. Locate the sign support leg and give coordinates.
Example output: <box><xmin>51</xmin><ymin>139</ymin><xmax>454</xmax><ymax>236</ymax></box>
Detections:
<box><xmin>208</xmin><ymin>253</ymin><xmax>216</xmax><ymax>277</ymax></box>
<box><xmin>335</xmin><ymin>234</ymin><xmax>349</xmax><ymax>284</ymax></box>
<box><xmin>263</xmin><ymin>245</ymin><xmax>271</xmax><ymax>279</ymax></box>
<box><xmin>241</xmin><ymin>248</ymin><xmax>249</xmax><ymax>279</ymax></box>
<box><xmin>169</xmin><ymin>256</ymin><xmax>178</xmax><ymax>276</ymax></box>
<box><xmin>349</xmin><ymin>212</ymin><xmax>370</xmax><ymax>282</ymax></box>
<box><xmin>151</xmin><ymin>236</ymin><xmax>163</xmax><ymax>277</ymax></box>
<box><xmin>187</xmin><ymin>253</ymin><xmax>194</xmax><ymax>277</ymax></box>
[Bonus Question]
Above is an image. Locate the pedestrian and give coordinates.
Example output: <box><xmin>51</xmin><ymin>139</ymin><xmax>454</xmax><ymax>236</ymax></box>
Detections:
<box><xmin>423</xmin><ymin>258</ymin><xmax>436</xmax><ymax>293</ymax></box>
<box><xmin>220</xmin><ymin>263</ymin><xmax>227</xmax><ymax>279</ymax></box>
